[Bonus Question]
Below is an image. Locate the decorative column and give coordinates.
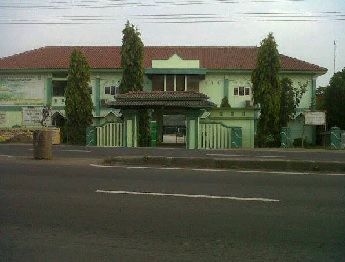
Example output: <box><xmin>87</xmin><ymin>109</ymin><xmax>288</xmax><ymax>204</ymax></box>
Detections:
<box><xmin>224</xmin><ymin>78</ymin><xmax>229</xmax><ymax>98</ymax></box>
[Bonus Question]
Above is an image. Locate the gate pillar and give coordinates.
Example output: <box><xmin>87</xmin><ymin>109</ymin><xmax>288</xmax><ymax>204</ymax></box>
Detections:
<box><xmin>186</xmin><ymin>111</ymin><xmax>202</xmax><ymax>149</ymax></box>
<box><xmin>280</xmin><ymin>127</ymin><xmax>291</xmax><ymax>148</ymax></box>
<box><xmin>231</xmin><ymin>127</ymin><xmax>242</xmax><ymax>148</ymax></box>
<box><xmin>330</xmin><ymin>126</ymin><xmax>341</xmax><ymax>150</ymax></box>
<box><xmin>122</xmin><ymin>110</ymin><xmax>138</xmax><ymax>147</ymax></box>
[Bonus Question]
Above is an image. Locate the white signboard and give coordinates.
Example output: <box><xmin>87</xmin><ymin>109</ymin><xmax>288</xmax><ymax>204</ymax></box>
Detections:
<box><xmin>22</xmin><ymin>106</ymin><xmax>52</xmax><ymax>126</ymax></box>
<box><xmin>304</xmin><ymin>111</ymin><xmax>326</xmax><ymax>126</ymax></box>
<box><xmin>0</xmin><ymin>75</ymin><xmax>45</xmax><ymax>105</ymax></box>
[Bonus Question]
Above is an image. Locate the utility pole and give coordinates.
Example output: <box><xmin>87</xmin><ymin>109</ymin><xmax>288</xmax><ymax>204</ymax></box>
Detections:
<box><xmin>333</xmin><ymin>40</ymin><xmax>337</xmax><ymax>74</ymax></box>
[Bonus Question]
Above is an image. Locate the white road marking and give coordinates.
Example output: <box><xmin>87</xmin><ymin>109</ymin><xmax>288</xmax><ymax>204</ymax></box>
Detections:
<box><xmin>28</xmin><ymin>149</ymin><xmax>91</xmax><ymax>153</ymax></box>
<box><xmin>191</xmin><ymin>168</ymin><xmax>226</xmax><ymax>172</ymax></box>
<box><xmin>0</xmin><ymin>155</ymin><xmax>13</xmax><ymax>158</ymax></box>
<box><xmin>207</xmin><ymin>153</ymin><xmax>243</xmax><ymax>157</ymax></box>
<box><xmin>90</xmin><ymin>164</ymin><xmax>345</xmax><ymax>176</ymax></box>
<box><xmin>90</xmin><ymin>164</ymin><xmax>117</xmax><ymax>168</ymax></box>
<box><xmin>260</xmin><ymin>155</ymin><xmax>285</xmax><ymax>158</ymax></box>
<box><xmin>321</xmin><ymin>173</ymin><xmax>345</xmax><ymax>176</ymax></box>
<box><xmin>96</xmin><ymin>190</ymin><xmax>279</xmax><ymax>202</ymax></box>
<box><xmin>90</xmin><ymin>164</ymin><xmax>221</xmax><ymax>172</ymax></box>
<box><xmin>238</xmin><ymin>170</ymin><xmax>310</xmax><ymax>175</ymax></box>
<box><xmin>58</xmin><ymin>150</ymin><xmax>91</xmax><ymax>153</ymax></box>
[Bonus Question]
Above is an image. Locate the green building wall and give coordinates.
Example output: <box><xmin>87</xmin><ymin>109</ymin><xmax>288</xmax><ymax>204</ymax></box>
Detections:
<box><xmin>0</xmin><ymin>66</ymin><xmax>321</xmax><ymax>148</ymax></box>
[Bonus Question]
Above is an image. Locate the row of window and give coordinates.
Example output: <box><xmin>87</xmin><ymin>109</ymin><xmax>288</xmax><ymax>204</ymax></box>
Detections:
<box><xmin>152</xmin><ymin>75</ymin><xmax>199</xmax><ymax>92</ymax></box>
<box><xmin>104</xmin><ymin>85</ymin><xmax>120</xmax><ymax>95</ymax></box>
<box><xmin>52</xmin><ymin>80</ymin><xmax>250</xmax><ymax>97</ymax></box>
<box><xmin>234</xmin><ymin>87</ymin><xmax>250</xmax><ymax>96</ymax></box>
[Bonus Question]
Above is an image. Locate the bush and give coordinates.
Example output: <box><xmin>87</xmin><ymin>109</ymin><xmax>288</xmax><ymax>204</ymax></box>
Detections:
<box><xmin>220</xmin><ymin>96</ymin><xmax>231</xmax><ymax>108</ymax></box>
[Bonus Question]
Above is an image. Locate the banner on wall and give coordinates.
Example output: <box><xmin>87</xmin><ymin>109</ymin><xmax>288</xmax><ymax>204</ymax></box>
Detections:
<box><xmin>0</xmin><ymin>75</ymin><xmax>44</xmax><ymax>105</ymax></box>
<box><xmin>22</xmin><ymin>106</ymin><xmax>52</xmax><ymax>126</ymax></box>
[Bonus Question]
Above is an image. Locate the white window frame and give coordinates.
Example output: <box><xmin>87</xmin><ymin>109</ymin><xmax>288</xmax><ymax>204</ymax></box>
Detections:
<box><xmin>234</xmin><ymin>86</ymin><xmax>250</xmax><ymax>96</ymax></box>
<box><xmin>164</xmin><ymin>75</ymin><xmax>187</xmax><ymax>91</ymax></box>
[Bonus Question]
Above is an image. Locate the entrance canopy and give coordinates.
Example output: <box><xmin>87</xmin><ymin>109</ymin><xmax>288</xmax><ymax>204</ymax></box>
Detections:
<box><xmin>103</xmin><ymin>91</ymin><xmax>215</xmax><ymax>149</ymax></box>
<box><xmin>104</xmin><ymin>91</ymin><xmax>215</xmax><ymax>110</ymax></box>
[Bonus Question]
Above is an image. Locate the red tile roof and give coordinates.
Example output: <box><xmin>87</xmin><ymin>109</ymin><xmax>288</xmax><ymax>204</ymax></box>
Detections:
<box><xmin>0</xmin><ymin>46</ymin><xmax>327</xmax><ymax>72</ymax></box>
<box><xmin>106</xmin><ymin>91</ymin><xmax>215</xmax><ymax>108</ymax></box>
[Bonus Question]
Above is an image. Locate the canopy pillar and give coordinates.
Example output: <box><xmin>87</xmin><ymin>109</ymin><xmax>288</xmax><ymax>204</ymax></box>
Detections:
<box><xmin>186</xmin><ymin>110</ymin><xmax>203</xmax><ymax>149</ymax></box>
<box><xmin>121</xmin><ymin>109</ymin><xmax>138</xmax><ymax>147</ymax></box>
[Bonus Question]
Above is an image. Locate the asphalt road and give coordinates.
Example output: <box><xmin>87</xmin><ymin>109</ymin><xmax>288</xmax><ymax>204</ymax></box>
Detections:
<box><xmin>1</xmin><ymin>153</ymin><xmax>344</xmax><ymax>261</ymax></box>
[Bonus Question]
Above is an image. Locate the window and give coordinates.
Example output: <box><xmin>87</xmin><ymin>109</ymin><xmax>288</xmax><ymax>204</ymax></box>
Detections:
<box><xmin>234</xmin><ymin>87</ymin><xmax>250</xmax><ymax>96</ymax></box>
<box><xmin>245</xmin><ymin>87</ymin><xmax>250</xmax><ymax>95</ymax></box>
<box><xmin>52</xmin><ymin>80</ymin><xmax>67</xmax><ymax>96</ymax></box>
<box><xmin>176</xmin><ymin>75</ymin><xmax>185</xmax><ymax>91</ymax></box>
<box><xmin>105</xmin><ymin>85</ymin><xmax>119</xmax><ymax>95</ymax></box>
<box><xmin>152</xmin><ymin>74</ymin><xmax>191</xmax><ymax>91</ymax></box>
<box><xmin>166</xmin><ymin>75</ymin><xmax>174</xmax><ymax>91</ymax></box>
<box><xmin>152</xmin><ymin>75</ymin><xmax>164</xmax><ymax>91</ymax></box>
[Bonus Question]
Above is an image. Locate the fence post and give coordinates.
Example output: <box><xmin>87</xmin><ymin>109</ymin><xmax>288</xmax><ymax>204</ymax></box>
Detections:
<box><xmin>280</xmin><ymin>127</ymin><xmax>291</xmax><ymax>148</ymax></box>
<box><xmin>330</xmin><ymin>126</ymin><xmax>341</xmax><ymax>150</ymax></box>
<box><xmin>231</xmin><ymin>127</ymin><xmax>242</xmax><ymax>148</ymax></box>
<box><xmin>86</xmin><ymin>126</ymin><xmax>96</xmax><ymax>146</ymax></box>
<box><xmin>151</xmin><ymin>121</ymin><xmax>157</xmax><ymax>147</ymax></box>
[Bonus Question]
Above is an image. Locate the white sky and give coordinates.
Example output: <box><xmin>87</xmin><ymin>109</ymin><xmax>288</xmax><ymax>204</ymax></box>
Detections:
<box><xmin>0</xmin><ymin>0</ymin><xmax>344</xmax><ymax>87</ymax></box>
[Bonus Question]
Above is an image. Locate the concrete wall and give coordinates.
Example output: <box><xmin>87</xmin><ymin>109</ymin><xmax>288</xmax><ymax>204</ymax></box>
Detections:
<box><xmin>207</xmin><ymin>108</ymin><xmax>255</xmax><ymax>148</ymax></box>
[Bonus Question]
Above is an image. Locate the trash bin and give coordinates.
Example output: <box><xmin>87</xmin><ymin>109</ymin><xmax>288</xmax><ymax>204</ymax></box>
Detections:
<box><xmin>33</xmin><ymin>130</ymin><xmax>52</xmax><ymax>159</ymax></box>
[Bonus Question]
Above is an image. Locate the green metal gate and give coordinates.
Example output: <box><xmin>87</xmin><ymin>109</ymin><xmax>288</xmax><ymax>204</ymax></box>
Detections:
<box><xmin>95</xmin><ymin>123</ymin><xmax>124</xmax><ymax>147</ymax></box>
<box><xmin>199</xmin><ymin>122</ymin><xmax>242</xmax><ymax>149</ymax></box>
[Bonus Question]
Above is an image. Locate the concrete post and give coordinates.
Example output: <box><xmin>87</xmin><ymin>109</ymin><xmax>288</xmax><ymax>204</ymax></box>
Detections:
<box><xmin>330</xmin><ymin>126</ymin><xmax>341</xmax><ymax>150</ymax></box>
<box><xmin>122</xmin><ymin>110</ymin><xmax>138</xmax><ymax>147</ymax></box>
<box><xmin>281</xmin><ymin>127</ymin><xmax>291</xmax><ymax>148</ymax></box>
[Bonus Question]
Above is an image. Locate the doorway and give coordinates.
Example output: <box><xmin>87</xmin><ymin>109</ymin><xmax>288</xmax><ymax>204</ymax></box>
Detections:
<box><xmin>162</xmin><ymin>114</ymin><xmax>186</xmax><ymax>146</ymax></box>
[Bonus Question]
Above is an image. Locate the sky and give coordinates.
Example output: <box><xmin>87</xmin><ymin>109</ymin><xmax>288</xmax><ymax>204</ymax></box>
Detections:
<box><xmin>0</xmin><ymin>0</ymin><xmax>344</xmax><ymax>87</ymax></box>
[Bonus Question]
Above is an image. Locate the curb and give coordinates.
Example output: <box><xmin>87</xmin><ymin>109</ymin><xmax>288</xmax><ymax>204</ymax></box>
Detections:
<box><xmin>103</xmin><ymin>156</ymin><xmax>345</xmax><ymax>173</ymax></box>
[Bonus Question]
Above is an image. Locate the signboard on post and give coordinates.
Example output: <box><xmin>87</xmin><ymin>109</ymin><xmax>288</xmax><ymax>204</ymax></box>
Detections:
<box><xmin>22</xmin><ymin>106</ymin><xmax>52</xmax><ymax>126</ymax></box>
<box><xmin>304</xmin><ymin>111</ymin><xmax>326</xmax><ymax>126</ymax></box>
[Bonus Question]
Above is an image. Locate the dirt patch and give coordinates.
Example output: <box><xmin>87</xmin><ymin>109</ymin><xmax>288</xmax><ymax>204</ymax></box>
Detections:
<box><xmin>2</xmin><ymin>134</ymin><xmax>33</xmax><ymax>143</ymax></box>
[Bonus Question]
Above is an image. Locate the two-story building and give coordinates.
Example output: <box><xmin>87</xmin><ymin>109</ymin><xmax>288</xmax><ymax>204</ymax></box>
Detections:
<box><xmin>0</xmin><ymin>46</ymin><xmax>327</xmax><ymax>148</ymax></box>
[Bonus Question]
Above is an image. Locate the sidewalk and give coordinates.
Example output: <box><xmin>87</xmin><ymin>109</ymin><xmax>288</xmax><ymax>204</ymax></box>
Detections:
<box><xmin>103</xmin><ymin>154</ymin><xmax>345</xmax><ymax>173</ymax></box>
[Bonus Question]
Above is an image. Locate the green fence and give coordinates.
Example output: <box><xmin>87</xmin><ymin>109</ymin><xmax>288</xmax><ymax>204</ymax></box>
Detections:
<box><xmin>199</xmin><ymin>122</ymin><xmax>242</xmax><ymax>149</ymax></box>
<box><xmin>86</xmin><ymin>123</ymin><xmax>123</xmax><ymax>147</ymax></box>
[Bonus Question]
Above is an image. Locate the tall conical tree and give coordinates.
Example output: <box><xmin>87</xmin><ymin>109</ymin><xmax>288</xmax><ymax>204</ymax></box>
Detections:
<box><xmin>120</xmin><ymin>21</ymin><xmax>151</xmax><ymax>147</ymax></box>
<box><xmin>324</xmin><ymin>67</ymin><xmax>345</xmax><ymax>129</ymax></box>
<box><xmin>251</xmin><ymin>32</ymin><xmax>281</xmax><ymax>147</ymax></box>
<box><xmin>64</xmin><ymin>49</ymin><xmax>93</xmax><ymax>145</ymax></box>
<box><xmin>120</xmin><ymin>21</ymin><xmax>144</xmax><ymax>93</ymax></box>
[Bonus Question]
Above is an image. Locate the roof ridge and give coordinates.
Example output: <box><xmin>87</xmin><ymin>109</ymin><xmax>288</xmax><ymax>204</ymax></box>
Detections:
<box><xmin>279</xmin><ymin>53</ymin><xmax>327</xmax><ymax>71</ymax></box>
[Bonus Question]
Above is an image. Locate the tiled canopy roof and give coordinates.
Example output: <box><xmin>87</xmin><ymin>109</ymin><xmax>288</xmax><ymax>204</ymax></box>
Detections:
<box><xmin>0</xmin><ymin>46</ymin><xmax>327</xmax><ymax>72</ymax></box>
<box><xmin>105</xmin><ymin>91</ymin><xmax>215</xmax><ymax>109</ymax></box>
<box><xmin>115</xmin><ymin>91</ymin><xmax>209</xmax><ymax>100</ymax></box>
